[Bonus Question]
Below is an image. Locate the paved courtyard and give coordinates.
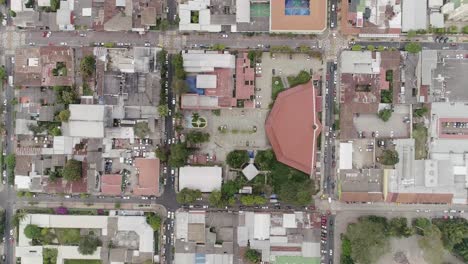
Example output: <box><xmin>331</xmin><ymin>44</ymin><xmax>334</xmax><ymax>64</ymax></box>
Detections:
<box><xmin>183</xmin><ymin>108</ymin><xmax>270</xmax><ymax>162</ymax></box>
<box><xmin>255</xmin><ymin>52</ymin><xmax>323</xmax><ymax>108</ymax></box>
<box><xmin>354</xmin><ymin>105</ymin><xmax>410</xmax><ymax>139</ymax></box>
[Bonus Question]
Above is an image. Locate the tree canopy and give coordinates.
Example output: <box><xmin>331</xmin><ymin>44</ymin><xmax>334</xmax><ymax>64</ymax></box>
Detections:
<box><xmin>380</xmin><ymin>150</ymin><xmax>399</xmax><ymax>166</ymax></box>
<box><xmin>240</xmin><ymin>195</ymin><xmax>266</xmax><ymax>206</ymax></box>
<box><xmin>378</xmin><ymin>109</ymin><xmax>392</xmax><ymax>122</ymax></box>
<box><xmin>345</xmin><ymin>217</ymin><xmax>390</xmax><ymax>264</ymax></box>
<box><xmin>134</xmin><ymin>122</ymin><xmax>150</xmax><ymax>138</ymax></box>
<box><xmin>244</xmin><ymin>248</ymin><xmax>261</xmax><ymax>263</ymax></box>
<box><xmin>176</xmin><ymin>188</ymin><xmax>202</xmax><ymax>204</ymax></box>
<box><xmin>169</xmin><ymin>143</ymin><xmax>190</xmax><ymax>167</ymax></box>
<box><xmin>226</xmin><ymin>150</ymin><xmax>249</xmax><ymax>168</ymax></box>
<box><xmin>80</xmin><ymin>56</ymin><xmax>96</xmax><ymax>78</ymax></box>
<box><xmin>78</xmin><ymin>235</ymin><xmax>101</xmax><ymax>255</ymax></box>
<box><xmin>186</xmin><ymin>131</ymin><xmax>210</xmax><ymax>144</ymax></box>
<box><xmin>405</xmin><ymin>42</ymin><xmax>422</xmax><ymax>53</ymax></box>
<box><xmin>146</xmin><ymin>213</ymin><xmax>162</xmax><ymax>231</ymax></box>
<box><xmin>24</xmin><ymin>224</ymin><xmax>42</xmax><ymax>239</ymax></box>
<box><xmin>62</xmin><ymin>159</ymin><xmax>83</xmax><ymax>181</ymax></box>
<box><xmin>57</xmin><ymin>110</ymin><xmax>70</xmax><ymax>122</ymax></box>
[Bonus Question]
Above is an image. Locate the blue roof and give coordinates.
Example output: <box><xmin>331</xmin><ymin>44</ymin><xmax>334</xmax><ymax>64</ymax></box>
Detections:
<box><xmin>186</xmin><ymin>76</ymin><xmax>205</xmax><ymax>95</ymax></box>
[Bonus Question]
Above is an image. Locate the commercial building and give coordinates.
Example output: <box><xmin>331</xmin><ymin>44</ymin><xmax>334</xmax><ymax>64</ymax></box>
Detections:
<box><xmin>340</xmin><ymin>169</ymin><xmax>385</xmax><ymax>203</ymax></box>
<box><xmin>178</xmin><ymin>166</ymin><xmax>222</xmax><ymax>192</ymax></box>
<box><xmin>237</xmin><ymin>211</ymin><xmax>320</xmax><ymax>263</ymax></box>
<box><xmin>265</xmin><ymin>81</ymin><xmax>322</xmax><ymax>174</ymax></box>
<box><xmin>175</xmin><ymin>211</ymin><xmax>234</xmax><ymax>264</ymax></box>
<box><xmin>65</xmin><ymin>104</ymin><xmax>107</xmax><ymax>138</ymax></box>
<box><xmin>401</xmin><ymin>0</ymin><xmax>428</xmax><ymax>32</ymax></box>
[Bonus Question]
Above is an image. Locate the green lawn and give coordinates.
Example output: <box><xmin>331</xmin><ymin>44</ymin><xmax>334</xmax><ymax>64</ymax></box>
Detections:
<box><xmin>272</xmin><ymin>76</ymin><xmax>284</xmax><ymax>100</ymax></box>
<box><xmin>64</xmin><ymin>260</ymin><xmax>101</xmax><ymax>264</ymax></box>
<box><xmin>55</xmin><ymin>228</ymin><xmax>81</xmax><ymax>245</ymax></box>
<box><xmin>413</xmin><ymin>124</ymin><xmax>428</xmax><ymax>159</ymax></box>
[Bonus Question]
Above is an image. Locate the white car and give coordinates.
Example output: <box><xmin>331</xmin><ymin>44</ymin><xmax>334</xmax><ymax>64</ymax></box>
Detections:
<box><xmin>171</xmin><ymin>169</ymin><xmax>175</xmax><ymax>175</ymax></box>
<box><xmin>122</xmin><ymin>196</ymin><xmax>130</xmax><ymax>200</ymax></box>
<box><xmin>163</xmin><ymin>167</ymin><xmax>167</xmax><ymax>173</ymax></box>
<box><xmin>167</xmin><ymin>211</ymin><xmax>171</xmax><ymax>218</ymax></box>
<box><xmin>172</xmin><ymin>138</ymin><xmax>176</xmax><ymax>144</ymax></box>
<box><xmin>10</xmin><ymin>229</ymin><xmax>13</xmax><ymax>236</ymax></box>
<box><xmin>144</xmin><ymin>43</ymin><xmax>151</xmax><ymax>47</ymax></box>
<box><xmin>11</xmin><ymin>57</ymin><xmax>15</xmax><ymax>64</ymax></box>
<box><xmin>171</xmin><ymin>212</ymin><xmax>174</xmax><ymax>219</ymax></box>
<box><xmin>329</xmin><ymin>249</ymin><xmax>333</xmax><ymax>256</ymax></box>
<box><xmin>64</xmin><ymin>195</ymin><xmax>71</xmax><ymax>199</ymax></box>
<box><xmin>80</xmin><ymin>33</ymin><xmax>87</xmax><ymax>37</ymax></box>
<box><xmin>172</xmin><ymin>98</ymin><xmax>176</xmax><ymax>105</ymax></box>
<box><xmin>141</xmin><ymin>196</ymin><xmax>148</xmax><ymax>200</ymax></box>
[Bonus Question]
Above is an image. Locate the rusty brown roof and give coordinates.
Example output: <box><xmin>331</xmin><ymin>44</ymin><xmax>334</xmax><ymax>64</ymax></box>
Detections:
<box><xmin>341</xmin><ymin>192</ymin><xmax>384</xmax><ymax>203</ymax></box>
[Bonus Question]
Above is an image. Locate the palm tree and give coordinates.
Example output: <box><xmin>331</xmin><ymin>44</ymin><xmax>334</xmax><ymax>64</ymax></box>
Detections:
<box><xmin>12</xmin><ymin>209</ymin><xmax>27</xmax><ymax>227</ymax></box>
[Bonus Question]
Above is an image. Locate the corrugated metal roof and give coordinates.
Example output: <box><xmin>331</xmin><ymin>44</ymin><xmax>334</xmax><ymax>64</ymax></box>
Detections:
<box><xmin>179</xmin><ymin>166</ymin><xmax>222</xmax><ymax>192</ymax></box>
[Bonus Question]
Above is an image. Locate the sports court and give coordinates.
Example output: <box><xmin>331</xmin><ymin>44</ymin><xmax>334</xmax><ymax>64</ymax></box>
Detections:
<box><xmin>285</xmin><ymin>0</ymin><xmax>311</xmax><ymax>15</ymax></box>
<box><xmin>250</xmin><ymin>3</ymin><xmax>270</xmax><ymax>17</ymax></box>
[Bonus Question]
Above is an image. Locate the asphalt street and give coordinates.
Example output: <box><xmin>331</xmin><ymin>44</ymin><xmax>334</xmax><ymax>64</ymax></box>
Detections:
<box><xmin>2</xmin><ymin>53</ymin><xmax>17</xmax><ymax>264</ymax></box>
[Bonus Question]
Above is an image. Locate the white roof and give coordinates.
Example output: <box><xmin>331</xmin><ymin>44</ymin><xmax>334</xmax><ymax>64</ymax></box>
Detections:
<box><xmin>429</xmin><ymin>0</ymin><xmax>443</xmax><ymax>8</ymax></box>
<box><xmin>38</xmin><ymin>0</ymin><xmax>51</xmax><ymax>7</ymax></box>
<box><xmin>242</xmin><ymin>163</ymin><xmax>259</xmax><ymax>181</ymax></box>
<box><xmin>116</xmin><ymin>0</ymin><xmax>126</xmax><ymax>7</ymax></box>
<box><xmin>196</xmin><ymin>74</ymin><xmax>217</xmax><ymax>88</ymax></box>
<box><xmin>68</xmin><ymin>121</ymin><xmax>104</xmax><ymax>138</ymax></box>
<box><xmin>117</xmin><ymin>216</ymin><xmax>154</xmax><ymax>253</ymax></box>
<box><xmin>82</xmin><ymin>7</ymin><xmax>92</xmax><ymax>16</ymax></box>
<box><xmin>339</xmin><ymin>142</ymin><xmax>353</xmax><ymax>170</ymax></box>
<box><xmin>181</xmin><ymin>94</ymin><xmax>219</xmax><ymax>109</ymax></box>
<box><xmin>14</xmin><ymin>176</ymin><xmax>31</xmax><ymax>190</ymax></box>
<box><xmin>282</xmin><ymin>214</ymin><xmax>297</xmax><ymax>228</ymax></box>
<box><xmin>402</xmin><ymin>0</ymin><xmax>427</xmax><ymax>32</ymax></box>
<box><xmin>68</xmin><ymin>104</ymin><xmax>105</xmax><ymax>138</ymax></box>
<box><xmin>430</xmin><ymin>12</ymin><xmax>444</xmax><ymax>28</ymax></box>
<box><xmin>183</xmin><ymin>52</ymin><xmax>236</xmax><ymax>72</ymax></box>
<box><xmin>175</xmin><ymin>212</ymin><xmax>189</xmax><ymax>240</ymax></box>
<box><xmin>11</xmin><ymin>0</ymin><xmax>24</xmax><ymax>12</ymax></box>
<box><xmin>178</xmin><ymin>166</ymin><xmax>222</xmax><ymax>192</ymax></box>
<box><xmin>56</xmin><ymin>8</ymin><xmax>71</xmax><ymax>26</ymax></box>
<box><xmin>236</xmin><ymin>0</ymin><xmax>250</xmax><ymax>23</ymax></box>
<box><xmin>69</xmin><ymin>104</ymin><xmax>105</xmax><ymax>121</ymax></box>
<box><xmin>340</xmin><ymin>51</ymin><xmax>381</xmax><ymax>74</ymax></box>
<box><xmin>253</xmin><ymin>213</ymin><xmax>270</xmax><ymax>240</ymax></box>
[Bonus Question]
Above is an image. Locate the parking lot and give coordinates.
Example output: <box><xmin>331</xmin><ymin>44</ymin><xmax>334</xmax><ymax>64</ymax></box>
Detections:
<box><xmin>184</xmin><ymin>108</ymin><xmax>270</xmax><ymax>162</ymax></box>
<box><xmin>352</xmin><ymin>139</ymin><xmax>376</xmax><ymax>168</ymax></box>
<box><xmin>354</xmin><ymin>105</ymin><xmax>410</xmax><ymax>139</ymax></box>
<box><xmin>255</xmin><ymin>52</ymin><xmax>323</xmax><ymax>108</ymax></box>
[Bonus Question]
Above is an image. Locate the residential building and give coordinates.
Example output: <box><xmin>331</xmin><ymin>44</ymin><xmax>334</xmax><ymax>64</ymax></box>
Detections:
<box><xmin>16</xmin><ymin>213</ymin><xmax>155</xmax><ymax>264</ymax></box>
<box><xmin>64</xmin><ymin>104</ymin><xmax>108</xmax><ymax>138</ymax></box>
<box><xmin>133</xmin><ymin>158</ymin><xmax>161</xmax><ymax>196</ymax></box>
<box><xmin>181</xmin><ymin>51</ymin><xmax>256</xmax><ymax>109</ymax></box>
<box><xmin>443</xmin><ymin>0</ymin><xmax>468</xmax><ymax>22</ymax></box>
<box><xmin>341</xmin><ymin>0</ymin><xmax>402</xmax><ymax>36</ymax></box>
<box><xmin>178</xmin><ymin>166</ymin><xmax>222</xmax><ymax>192</ymax></box>
<box><xmin>14</xmin><ymin>47</ymin><xmax>75</xmax><ymax>87</ymax></box>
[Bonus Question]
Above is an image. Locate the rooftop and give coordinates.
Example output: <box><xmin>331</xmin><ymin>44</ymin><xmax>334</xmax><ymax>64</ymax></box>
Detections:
<box><xmin>265</xmin><ymin>81</ymin><xmax>322</xmax><ymax>174</ymax></box>
<box><xmin>178</xmin><ymin>166</ymin><xmax>222</xmax><ymax>192</ymax></box>
<box><xmin>270</xmin><ymin>0</ymin><xmax>327</xmax><ymax>32</ymax></box>
<box><xmin>101</xmin><ymin>174</ymin><xmax>123</xmax><ymax>195</ymax></box>
<box><xmin>133</xmin><ymin>158</ymin><xmax>160</xmax><ymax>196</ymax></box>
